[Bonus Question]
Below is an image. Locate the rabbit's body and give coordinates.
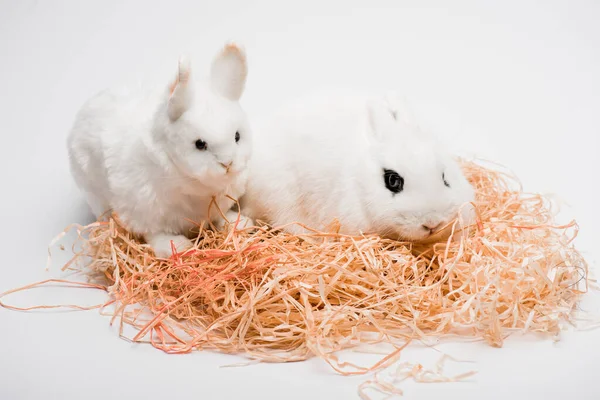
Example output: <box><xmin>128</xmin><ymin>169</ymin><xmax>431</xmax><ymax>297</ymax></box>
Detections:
<box><xmin>245</xmin><ymin>96</ymin><xmax>375</xmax><ymax>234</ymax></box>
<box><xmin>69</xmin><ymin>88</ymin><xmax>245</xmax><ymax>233</ymax></box>
<box><xmin>68</xmin><ymin>44</ymin><xmax>252</xmax><ymax>257</ymax></box>
<box><xmin>243</xmin><ymin>93</ymin><xmax>475</xmax><ymax>240</ymax></box>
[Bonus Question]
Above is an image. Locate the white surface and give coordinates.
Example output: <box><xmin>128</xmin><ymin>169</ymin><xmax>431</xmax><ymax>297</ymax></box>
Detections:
<box><xmin>0</xmin><ymin>1</ymin><xmax>599</xmax><ymax>399</ymax></box>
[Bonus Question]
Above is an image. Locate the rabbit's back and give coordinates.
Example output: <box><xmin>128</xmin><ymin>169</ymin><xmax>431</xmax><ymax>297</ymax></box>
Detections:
<box><xmin>67</xmin><ymin>86</ymin><xmax>161</xmax><ymax>217</ymax></box>
<box><xmin>244</xmin><ymin>94</ymin><xmax>373</xmax><ymax>232</ymax></box>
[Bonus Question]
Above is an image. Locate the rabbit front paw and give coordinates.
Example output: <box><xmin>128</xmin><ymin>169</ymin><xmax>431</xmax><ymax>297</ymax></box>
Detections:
<box><xmin>146</xmin><ymin>233</ymin><xmax>193</xmax><ymax>258</ymax></box>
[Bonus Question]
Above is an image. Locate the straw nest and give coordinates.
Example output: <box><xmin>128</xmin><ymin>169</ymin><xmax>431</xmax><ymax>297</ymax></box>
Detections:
<box><xmin>25</xmin><ymin>160</ymin><xmax>592</xmax><ymax>372</ymax></box>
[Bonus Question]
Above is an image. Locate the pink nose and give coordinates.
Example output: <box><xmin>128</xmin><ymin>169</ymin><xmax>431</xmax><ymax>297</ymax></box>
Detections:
<box><xmin>219</xmin><ymin>161</ymin><xmax>233</xmax><ymax>171</ymax></box>
<box><xmin>422</xmin><ymin>221</ymin><xmax>444</xmax><ymax>233</ymax></box>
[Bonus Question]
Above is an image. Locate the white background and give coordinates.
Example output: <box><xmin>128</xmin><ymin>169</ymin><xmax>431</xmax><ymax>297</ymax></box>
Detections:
<box><xmin>1</xmin><ymin>1</ymin><xmax>599</xmax><ymax>399</ymax></box>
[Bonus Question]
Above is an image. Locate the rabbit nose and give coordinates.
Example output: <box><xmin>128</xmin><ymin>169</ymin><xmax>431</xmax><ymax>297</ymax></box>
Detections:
<box><xmin>422</xmin><ymin>221</ymin><xmax>443</xmax><ymax>233</ymax></box>
<box><xmin>219</xmin><ymin>161</ymin><xmax>233</xmax><ymax>172</ymax></box>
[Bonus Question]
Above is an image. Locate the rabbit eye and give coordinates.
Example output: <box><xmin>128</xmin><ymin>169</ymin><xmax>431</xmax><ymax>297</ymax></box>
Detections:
<box><xmin>383</xmin><ymin>169</ymin><xmax>404</xmax><ymax>194</ymax></box>
<box><xmin>195</xmin><ymin>139</ymin><xmax>207</xmax><ymax>151</ymax></box>
<box><xmin>235</xmin><ymin>131</ymin><xmax>240</xmax><ymax>143</ymax></box>
<box><xmin>442</xmin><ymin>173</ymin><xmax>450</xmax><ymax>188</ymax></box>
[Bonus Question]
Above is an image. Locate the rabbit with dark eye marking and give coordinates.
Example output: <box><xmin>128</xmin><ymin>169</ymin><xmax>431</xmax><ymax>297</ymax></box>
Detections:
<box><xmin>242</xmin><ymin>91</ymin><xmax>475</xmax><ymax>241</ymax></box>
<box><xmin>67</xmin><ymin>43</ymin><xmax>253</xmax><ymax>258</ymax></box>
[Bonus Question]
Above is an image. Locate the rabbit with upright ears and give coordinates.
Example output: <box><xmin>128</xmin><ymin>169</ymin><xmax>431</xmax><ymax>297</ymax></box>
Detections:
<box><xmin>68</xmin><ymin>43</ymin><xmax>253</xmax><ymax>257</ymax></box>
<box><xmin>242</xmin><ymin>91</ymin><xmax>475</xmax><ymax>240</ymax></box>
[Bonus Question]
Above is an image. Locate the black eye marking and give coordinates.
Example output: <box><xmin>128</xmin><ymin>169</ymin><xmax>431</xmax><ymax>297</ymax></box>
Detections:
<box><xmin>442</xmin><ymin>172</ymin><xmax>450</xmax><ymax>188</ymax></box>
<box><xmin>195</xmin><ymin>139</ymin><xmax>207</xmax><ymax>151</ymax></box>
<box><xmin>235</xmin><ymin>131</ymin><xmax>240</xmax><ymax>143</ymax></box>
<box><xmin>383</xmin><ymin>169</ymin><xmax>404</xmax><ymax>194</ymax></box>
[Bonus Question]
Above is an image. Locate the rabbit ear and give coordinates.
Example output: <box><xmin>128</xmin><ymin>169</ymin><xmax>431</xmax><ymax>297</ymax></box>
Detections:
<box><xmin>210</xmin><ymin>43</ymin><xmax>247</xmax><ymax>101</ymax></box>
<box><xmin>367</xmin><ymin>99</ymin><xmax>397</xmax><ymax>140</ymax></box>
<box><xmin>383</xmin><ymin>91</ymin><xmax>417</xmax><ymax>127</ymax></box>
<box><xmin>167</xmin><ymin>56</ymin><xmax>192</xmax><ymax>121</ymax></box>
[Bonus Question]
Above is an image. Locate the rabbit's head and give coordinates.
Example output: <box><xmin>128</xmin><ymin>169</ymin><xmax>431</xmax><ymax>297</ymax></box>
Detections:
<box><xmin>154</xmin><ymin>43</ymin><xmax>251</xmax><ymax>190</ymax></box>
<box><xmin>362</xmin><ymin>96</ymin><xmax>475</xmax><ymax>241</ymax></box>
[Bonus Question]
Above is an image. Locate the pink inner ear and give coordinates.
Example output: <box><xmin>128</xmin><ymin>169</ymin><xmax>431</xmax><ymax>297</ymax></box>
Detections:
<box><xmin>169</xmin><ymin>67</ymin><xmax>190</xmax><ymax>97</ymax></box>
<box><xmin>169</xmin><ymin>78</ymin><xmax>178</xmax><ymax>96</ymax></box>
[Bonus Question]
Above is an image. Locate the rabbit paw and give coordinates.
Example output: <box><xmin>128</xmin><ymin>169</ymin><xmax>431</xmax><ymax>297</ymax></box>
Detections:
<box><xmin>214</xmin><ymin>210</ymin><xmax>254</xmax><ymax>231</ymax></box>
<box><xmin>146</xmin><ymin>233</ymin><xmax>193</xmax><ymax>258</ymax></box>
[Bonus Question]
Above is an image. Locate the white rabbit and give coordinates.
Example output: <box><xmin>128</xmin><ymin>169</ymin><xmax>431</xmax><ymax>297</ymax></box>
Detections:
<box><xmin>242</xmin><ymin>92</ymin><xmax>475</xmax><ymax>241</ymax></box>
<box><xmin>67</xmin><ymin>43</ymin><xmax>253</xmax><ymax>257</ymax></box>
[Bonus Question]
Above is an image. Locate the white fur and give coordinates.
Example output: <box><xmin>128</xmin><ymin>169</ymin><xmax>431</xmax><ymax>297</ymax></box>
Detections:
<box><xmin>242</xmin><ymin>92</ymin><xmax>475</xmax><ymax>241</ymax></box>
<box><xmin>67</xmin><ymin>43</ymin><xmax>253</xmax><ymax>257</ymax></box>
